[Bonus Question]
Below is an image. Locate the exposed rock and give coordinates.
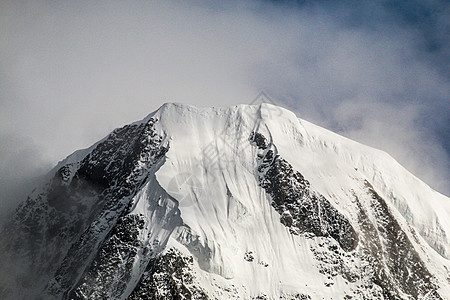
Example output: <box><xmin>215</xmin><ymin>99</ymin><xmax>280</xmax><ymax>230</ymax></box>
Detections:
<box><xmin>250</xmin><ymin>131</ymin><xmax>358</xmax><ymax>252</ymax></box>
<box><xmin>127</xmin><ymin>248</ymin><xmax>208</xmax><ymax>300</ymax></box>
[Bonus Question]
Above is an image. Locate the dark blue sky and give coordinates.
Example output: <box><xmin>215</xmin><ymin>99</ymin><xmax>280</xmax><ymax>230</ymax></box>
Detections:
<box><xmin>265</xmin><ymin>0</ymin><xmax>449</xmax><ymax>192</ymax></box>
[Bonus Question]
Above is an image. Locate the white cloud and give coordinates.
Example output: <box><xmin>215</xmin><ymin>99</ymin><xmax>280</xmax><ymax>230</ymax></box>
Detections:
<box><xmin>0</xmin><ymin>0</ymin><xmax>448</xmax><ymax>203</ymax></box>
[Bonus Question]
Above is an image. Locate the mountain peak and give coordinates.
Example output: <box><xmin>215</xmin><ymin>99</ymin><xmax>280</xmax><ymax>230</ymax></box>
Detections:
<box><xmin>1</xmin><ymin>102</ymin><xmax>449</xmax><ymax>299</ymax></box>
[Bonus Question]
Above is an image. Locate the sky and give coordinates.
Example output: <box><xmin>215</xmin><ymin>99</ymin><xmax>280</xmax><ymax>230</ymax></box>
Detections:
<box><xmin>0</xmin><ymin>0</ymin><xmax>449</xmax><ymax>215</ymax></box>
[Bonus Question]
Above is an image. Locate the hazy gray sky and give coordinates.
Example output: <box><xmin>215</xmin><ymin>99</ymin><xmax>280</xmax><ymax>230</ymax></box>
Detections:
<box><xmin>1</xmin><ymin>0</ymin><xmax>449</xmax><ymax>214</ymax></box>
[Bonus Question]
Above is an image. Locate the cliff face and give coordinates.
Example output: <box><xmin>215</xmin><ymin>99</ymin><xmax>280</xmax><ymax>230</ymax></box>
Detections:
<box><xmin>1</xmin><ymin>103</ymin><xmax>449</xmax><ymax>299</ymax></box>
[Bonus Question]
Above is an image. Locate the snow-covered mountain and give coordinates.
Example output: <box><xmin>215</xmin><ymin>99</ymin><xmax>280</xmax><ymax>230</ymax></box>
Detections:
<box><xmin>1</xmin><ymin>103</ymin><xmax>449</xmax><ymax>299</ymax></box>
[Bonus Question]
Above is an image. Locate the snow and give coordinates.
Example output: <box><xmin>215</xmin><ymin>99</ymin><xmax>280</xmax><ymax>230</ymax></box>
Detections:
<box><xmin>140</xmin><ymin>103</ymin><xmax>450</xmax><ymax>299</ymax></box>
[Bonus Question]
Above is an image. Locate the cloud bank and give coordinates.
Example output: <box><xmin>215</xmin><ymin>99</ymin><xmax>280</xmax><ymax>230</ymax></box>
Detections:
<box><xmin>0</xmin><ymin>0</ymin><xmax>448</xmax><ymax>217</ymax></box>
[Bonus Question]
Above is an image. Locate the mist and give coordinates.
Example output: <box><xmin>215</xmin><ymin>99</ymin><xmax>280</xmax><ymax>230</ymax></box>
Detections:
<box><xmin>1</xmin><ymin>0</ymin><xmax>448</xmax><ymax>220</ymax></box>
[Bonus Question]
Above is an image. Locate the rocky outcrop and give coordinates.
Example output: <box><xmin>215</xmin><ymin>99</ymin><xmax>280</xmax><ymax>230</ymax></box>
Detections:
<box><xmin>0</xmin><ymin>117</ymin><xmax>168</xmax><ymax>299</ymax></box>
<box><xmin>128</xmin><ymin>248</ymin><xmax>208</xmax><ymax>300</ymax></box>
<box><xmin>250</xmin><ymin>131</ymin><xmax>442</xmax><ymax>299</ymax></box>
<box><xmin>250</xmin><ymin>132</ymin><xmax>358</xmax><ymax>252</ymax></box>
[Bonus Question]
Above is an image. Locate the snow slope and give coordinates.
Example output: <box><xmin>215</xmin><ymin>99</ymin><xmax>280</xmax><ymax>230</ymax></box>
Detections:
<box><xmin>150</xmin><ymin>103</ymin><xmax>450</xmax><ymax>299</ymax></box>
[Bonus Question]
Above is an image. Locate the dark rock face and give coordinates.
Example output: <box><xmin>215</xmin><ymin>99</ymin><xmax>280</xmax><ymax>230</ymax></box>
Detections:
<box><xmin>67</xmin><ymin>173</ymin><xmax>184</xmax><ymax>299</ymax></box>
<box><xmin>250</xmin><ymin>132</ymin><xmax>358</xmax><ymax>252</ymax></box>
<box><xmin>45</xmin><ymin>118</ymin><xmax>168</xmax><ymax>298</ymax></box>
<box><xmin>244</xmin><ymin>251</ymin><xmax>255</xmax><ymax>262</ymax></box>
<box><xmin>250</xmin><ymin>131</ymin><xmax>268</xmax><ymax>150</ymax></box>
<box><xmin>354</xmin><ymin>181</ymin><xmax>441</xmax><ymax>299</ymax></box>
<box><xmin>252</xmin><ymin>293</ymin><xmax>311</xmax><ymax>300</ymax></box>
<box><xmin>75</xmin><ymin>118</ymin><xmax>166</xmax><ymax>194</ymax></box>
<box><xmin>68</xmin><ymin>214</ymin><xmax>146</xmax><ymax>299</ymax></box>
<box><xmin>0</xmin><ymin>117</ymin><xmax>168</xmax><ymax>299</ymax></box>
<box><xmin>128</xmin><ymin>248</ymin><xmax>208</xmax><ymax>300</ymax></box>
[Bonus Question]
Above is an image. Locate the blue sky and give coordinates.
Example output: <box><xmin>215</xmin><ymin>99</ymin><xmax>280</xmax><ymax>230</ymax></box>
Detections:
<box><xmin>0</xmin><ymin>0</ymin><xmax>448</xmax><ymax>211</ymax></box>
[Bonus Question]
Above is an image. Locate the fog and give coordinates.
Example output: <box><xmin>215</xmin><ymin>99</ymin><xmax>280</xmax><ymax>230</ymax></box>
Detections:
<box><xmin>1</xmin><ymin>0</ymin><xmax>448</xmax><ymax>219</ymax></box>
